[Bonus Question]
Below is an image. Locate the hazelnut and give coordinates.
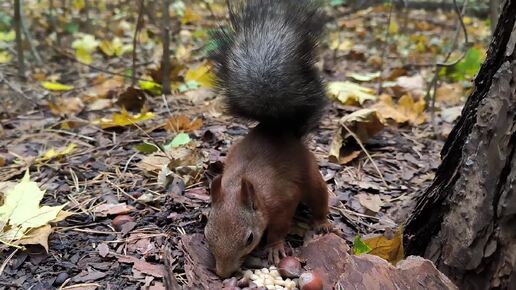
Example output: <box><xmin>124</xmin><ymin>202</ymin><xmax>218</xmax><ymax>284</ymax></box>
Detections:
<box><xmin>278</xmin><ymin>256</ymin><xmax>302</xmax><ymax>278</ymax></box>
<box><xmin>299</xmin><ymin>272</ymin><xmax>322</xmax><ymax>290</ymax></box>
<box><xmin>111</xmin><ymin>215</ymin><xmax>134</xmax><ymax>231</ymax></box>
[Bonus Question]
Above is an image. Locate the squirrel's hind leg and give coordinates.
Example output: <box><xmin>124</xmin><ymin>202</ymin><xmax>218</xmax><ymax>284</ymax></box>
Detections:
<box><xmin>304</xmin><ymin>169</ymin><xmax>333</xmax><ymax>233</ymax></box>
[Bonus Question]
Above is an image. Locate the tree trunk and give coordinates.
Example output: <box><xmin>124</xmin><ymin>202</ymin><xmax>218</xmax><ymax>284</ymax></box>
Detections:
<box><xmin>404</xmin><ymin>0</ymin><xmax>516</xmax><ymax>289</ymax></box>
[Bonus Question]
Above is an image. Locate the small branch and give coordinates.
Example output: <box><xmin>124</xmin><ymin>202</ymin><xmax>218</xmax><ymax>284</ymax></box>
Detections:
<box><xmin>132</xmin><ymin>0</ymin><xmax>145</xmax><ymax>86</ymax></box>
<box><xmin>14</xmin><ymin>0</ymin><xmax>25</xmax><ymax>80</ymax></box>
<box><xmin>21</xmin><ymin>8</ymin><xmax>42</xmax><ymax>65</ymax></box>
<box><xmin>341</xmin><ymin>123</ymin><xmax>388</xmax><ymax>188</ymax></box>
<box><xmin>377</xmin><ymin>0</ymin><xmax>394</xmax><ymax>95</ymax></box>
<box><xmin>425</xmin><ymin>0</ymin><xmax>470</xmax><ymax>124</ymax></box>
<box><xmin>161</xmin><ymin>0</ymin><xmax>172</xmax><ymax>94</ymax></box>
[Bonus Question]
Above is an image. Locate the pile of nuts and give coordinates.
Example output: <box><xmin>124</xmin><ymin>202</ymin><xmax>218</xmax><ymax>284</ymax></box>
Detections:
<box><xmin>244</xmin><ymin>266</ymin><xmax>297</xmax><ymax>289</ymax></box>
<box><xmin>221</xmin><ymin>257</ymin><xmax>322</xmax><ymax>290</ymax></box>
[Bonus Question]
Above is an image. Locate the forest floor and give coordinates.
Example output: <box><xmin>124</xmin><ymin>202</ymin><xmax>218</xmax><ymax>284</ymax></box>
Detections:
<box><xmin>0</xmin><ymin>2</ymin><xmax>491</xmax><ymax>289</ymax></box>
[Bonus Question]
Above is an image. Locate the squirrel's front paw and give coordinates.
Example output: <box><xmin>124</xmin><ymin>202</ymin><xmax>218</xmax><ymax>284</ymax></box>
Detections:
<box><xmin>267</xmin><ymin>241</ymin><xmax>286</xmax><ymax>265</ymax></box>
<box><xmin>313</xmin><ymin>219</ymin><xmax>333</xmax><ymax>234</ymax></box>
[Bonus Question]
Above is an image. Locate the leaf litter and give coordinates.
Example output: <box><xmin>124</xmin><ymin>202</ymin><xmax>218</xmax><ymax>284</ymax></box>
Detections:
<box><xmin>0</xmin><ymin>1</ymin><xmax>491</xmax><ymax>289</ymax></box>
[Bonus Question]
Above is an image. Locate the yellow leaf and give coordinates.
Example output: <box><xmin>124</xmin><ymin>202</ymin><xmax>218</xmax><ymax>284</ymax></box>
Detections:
<box><xmin>0</xmin><ymin>30</ymin><xmax>15</xmax><ymax>42</ymax></box>
<box><xmin>388</xmin><ymin>20</ymin><xmax>399</xmax><ymax>34</ymax></box>
<box><xmin>372</xmin><ymin>94</ymin><xmax>426</xmax><ymax>125</ymax></box>
<box><xmin>362</xmin><ymin>227</ymin><xmax>404</xmax><ymax>264</ymax></box>
<box><xmin>72</xmin><ymin>0</ymin><xmax>85</xmax><ymax>10</ymax></box>
<box><xmin>41</xmin><ymin>81</ymin><xmax>74</xmax><ymax>91</ymax></box>
<box><xmin>328</xmin><ymin>81</ymin><xmax>377</xmax><ymax>106</ymax></box>
<box><xmin>0</xmin><ymin>51</ymin><xmax>12</xmax><ymax>64</ymax></box>
<box><xmin>181</xmin><ymin>7</ymin><xmax>201</xmax><ymax>25</ymax></box>
<box><xmin>72</xmin><ymin>34</ymin><xmax>100</xmax><ymax>52</ymax></box>
<box><xmin>185</xmin><ymin>64</ymin><xmax>215</xmax><ymax>88</ymax></box>
<box><xmin>93</xmin><ymin>108</ymin><xmax>155</xmax><ymax>129</ymax></box>
<box><xmin>37</xmin><ymin>143</ymin><xmax>77</xmax><ymax>162</ymax></box>
<box><xmin>0</xmin><ymin>170</ymin><xmax>68</xmax><ymax>247</ymax></box>
<box><xmin>99</xmin><ymin>38</ymin><xmax>124</xmax><ymax>57</ymax></box>
<box><xmin>75</xmin><ymin>47</ymin><xmax>93</xmax><ymax>64</ymax></box>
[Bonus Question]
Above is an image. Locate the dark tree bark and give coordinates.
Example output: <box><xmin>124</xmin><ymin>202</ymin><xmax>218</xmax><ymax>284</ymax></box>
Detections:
<box><xmin>161</xmin><ymin>0</ymin><xmax>172</xmax><ymax>95</ymax></box>
<box><xmin>405</xmin><ymin>1</ymin><xmax>516</xmax><ymax>289</ymax></box>
<box><xmin>14</xmin><ymin>0</ymin><xmax>24</xmax><ymax>80</ymax></box>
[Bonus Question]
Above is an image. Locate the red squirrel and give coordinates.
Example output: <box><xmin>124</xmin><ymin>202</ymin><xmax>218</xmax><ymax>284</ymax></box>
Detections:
<box><xmin>204</xmin><ymin>0</ymin><xmax>331</xmax><ymax>278</ymax></box>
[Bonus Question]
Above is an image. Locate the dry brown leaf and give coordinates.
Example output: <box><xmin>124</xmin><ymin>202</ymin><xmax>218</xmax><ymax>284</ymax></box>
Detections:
<box><xmin>48</xmin><ymin>97</ymin><xmax>84</xmax><ymax>116</ymax></box>
<box><xmin>93</xmin><ymin>203</ymin><xmax>135</xmax><ymax>217</ymax></box>
<box><xmin>356</xmin><ymin>193</ymin><xmax>384</xmax><ymax>213</ymax></box>
<box><xmin>17</xmin><ymin>224</ymin><xmax>52</xmax><ymax>251</ymax></box>
<box><xmin>164</xmin><ymin>115</ymin><xmax>203</xmax><ymax>133</ymax></box>
<box><xmin>373</xmin><ymin>94</ymin><xmax>426</xmax><ymax>125</ymax></box>
<box><xmin>329</xmin><ymin>109</ymin><xmax>385</xmax><ymax>165</ymax></box>
<box><xmin>82</xmin><ymin>75</ymin><xmax>125</xmax><ymax>99</ymax></box>
<box><xmin>395</xmin><ymin>75</ymin><xmax>424</xmax><ymax>97</ymax></box>
<box><xmin>117</xmin><ymin>255</ymin><xmax>165</xmax><ymax>278</ymax></box>
<box><xmin>435</xmin><ymin>83</ymin><xmax>464</xmax><ymax>106</ymax></box>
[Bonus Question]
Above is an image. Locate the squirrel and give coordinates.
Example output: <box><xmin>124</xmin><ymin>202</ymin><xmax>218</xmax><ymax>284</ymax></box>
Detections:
<box><xmin>204</xmin><ymin>0</ymin><xmax>331</xmax><ymax>278</ymax></box>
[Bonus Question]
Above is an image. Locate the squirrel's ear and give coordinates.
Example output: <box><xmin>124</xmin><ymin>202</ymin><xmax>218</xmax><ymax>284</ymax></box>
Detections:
<box><xmin>240</xmin><ymin>178</ymin><xmax>257</xmax><ymax>210</ymax></box>
<box><xmin>210</xmin><ymin>175</ymin><xmax>222</xmax><ymax>204</ymax></box>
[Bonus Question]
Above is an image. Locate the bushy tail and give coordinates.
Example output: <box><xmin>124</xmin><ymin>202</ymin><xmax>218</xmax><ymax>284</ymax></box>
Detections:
<box><xmin>210</xmin><ymin>0</ymin><xmax>327</xmax><ymax>136</ymax></box>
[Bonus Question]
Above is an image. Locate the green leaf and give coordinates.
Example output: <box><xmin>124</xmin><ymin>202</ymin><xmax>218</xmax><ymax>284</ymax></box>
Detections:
<box><xmin>352</xmin><ymin>235</ymin><xmax>372</xmax><ymax>255</ymax></box>
<box><xmin>64</xmin><ymin>22</ymin><xmax>79</xmax><ymax>34</ymax></box>
<box><xmin>446</xmin><ymin>47</ymin><xmax>485</xmax><ymax>81</ymax></box>
<box><xmin>164</xmin><ymin>133</ymin><xmax>191</xmax><ymax>150</ymax></box>
<box><xmin>138</xmin><ymin>80</ymin><xmax>162</xmax><ymax>95</ymax></box>
<box><xmin>134</xmin><ymin>142</ymin><xmax>159</xmax><ymax>154</ymax></box>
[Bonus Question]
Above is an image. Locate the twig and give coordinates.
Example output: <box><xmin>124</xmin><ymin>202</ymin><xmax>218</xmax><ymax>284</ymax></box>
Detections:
<box><xmin>161</xmin><ymin>0</ymin><xmax>172</xmax><ymax>94</ymax></box>
<box><xmin>132</xmin><ymin>0</ymin><xmax>145</xmax><ymax>86</ymax></box>
<box><xmin>340</xmin><ymin>123</ymin><xmax>388</xmax><ymax>187</ymax></box>
<box><xmin>425</xmin><ymin>0</ymin><xmax>470</xmax><ymax>124</ymax></box>
<box><xmin>377</xmin><ymin>0</ymin><xmax>394</xmax><ymax>95</ymax></box>
<box><xmin>0</xmin><ymin>248</ymin><xmax>19</xmax><ymax>277</ymax></box>
<box><xmin>14</xmin><ymin>0</ymin><xmax>25</xmax><ymax>80</ymax></box>
<box><xmin>52</xmin><ymin>48</ymin><xmax>151</xmax><ymax>81</ymax></box>
<box><xmin>20</xmin><ymin>10</ymin><xmax>42</xmax><ymax>65</ymax></box>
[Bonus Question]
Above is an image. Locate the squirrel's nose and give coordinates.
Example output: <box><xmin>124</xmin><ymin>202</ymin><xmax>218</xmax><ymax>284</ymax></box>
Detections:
<box><xmin>216</xmin><ymin>263</ymin><xmax>235</xmax><ymax>278</ymax></box>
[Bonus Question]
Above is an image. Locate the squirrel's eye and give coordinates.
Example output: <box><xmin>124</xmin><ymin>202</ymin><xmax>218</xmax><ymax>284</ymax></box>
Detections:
<box><xmin>245</xmin><ymin>233</ymin><xmax>254</xmax><ymax>246</ymax></box>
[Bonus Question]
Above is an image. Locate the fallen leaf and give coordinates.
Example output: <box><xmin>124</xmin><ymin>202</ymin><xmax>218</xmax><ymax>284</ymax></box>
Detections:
<box><xmin>328</xmin><ymin>81</ymin><xmax>377</xmax><ymax>106</ymax></box>
<box><xmin>97</xmin><ymin>243</ymin><xmax>110</xmax><ymax>257</ymax></box>
<box><xmin>41</xmin><ymin>81</ymin><xmax>74</xmax><ymax>91</ymax></box>
<box><xmin>92</xmin><ymin>108</ymin><xmax>155</xmax><ymax>129</ymax></box>
<box><xmin>185</xmin><ymin>63</ymin><xmax>215</xmax><ymax>88</ymax></box>
<box><xmin>134</xmin><ymin>142</ymin><xmax>160</xmax><ymax>154</ymax></box>
<box><xmin>394</xmin><ymin>75</ymin><xmax>424</xmax><ymax>97</ymax></box>
<box><xmin>348</xmin><ymin>72</ymin><xmax>381</xmax><ymax>82</ymax></box>
<box><xmin>48</xmin><ymin>97</ymin><xmax>84</xmax><ymax>116</ymax></box>
<box><xmin>329</xmin><ymin>109</ymin><xmax>385</xmax><ymax>164</ymax></box>
<box><xmin>0</xmin><ymin>171</ymin><xmax>70</xmax><ymax>248</ymax></box>
<box><xmin>93</xmin><ymin>203</ymin><xmax>135</xmax><ymax>217</ymax></box>
<box><xmin>138</xmin><ymin>80</ymin><xmax>162</xmax><ymax>96</ymax></box>
<box><xmin>37</xmin><ymin>143</ymin><xmax>77</xmax><ymax>162</ymax></box>
<box><xmin>373</xmin><ymin>94</ymin><xmax>426</xmax><ymax>125</ymax></box>
<box><xmin>137</xmin><ymin>153</ymin><xmax>171</xmax><ymax>173</ymax></box>
<box><xmin>356</xmin><ymin>192</ymin><xmax>384</xmax><ymax>213</ymax></box>
<box><xmin>164</xmin><ymin>115</ymin><xmax>203</xmax><ymax>133</ymax></box>
<box><xmin>435</xmin><ymin>83</ymin><xmax>464</xmax><ymax>106</ymax></box>
<box><xmin>82</xmin><ymin>76</ymin><xmax>125</xmax><ymax>99</ymax></box>
<box><xmin>117</xmin><ymin>255</ymin><xmax>165</xmax><ymax>277</ymax></box>
<box><xmin>353</xmin><ymin>235</ymin><xmax>372</xmax><ymax>255</ymax></box>
<box><xmin>164</xmin><ymin>133</ymin><xmax>191</xmax><ymax>150</ymax></box>
<box><xmin>0</xmin><ymin>30</ymin><xmax>15</xmax><ymax>42</ymax></box>
<box><xmin>99</xmin><ymin>37</ymin><xmax>124</xmax><ymax>57</ymax></box>
<box><xmin>71</xmin><ymin>34</ymin><xmax>100</xmax><ymax>65</ymax></box>
<box><xmin>17</xmin><ymin>224</ymin><xmax>52</xmax><ymax>252</ymax></box>
<box><xmin>0</xmin><ymin>51</ymin><xmax>12</xmax><ymax>64</ymax></box>
<box><xmin>362</xmin><ymin>227</ymin><xmax>404</xmax><ymax>264</ymax></box>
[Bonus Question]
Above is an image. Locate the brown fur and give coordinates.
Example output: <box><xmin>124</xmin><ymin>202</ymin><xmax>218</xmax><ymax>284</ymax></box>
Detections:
<box><xmin>204</xmin><ymin>124</ymin><xmax>330</xmax><ymax>278</ymax></box>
